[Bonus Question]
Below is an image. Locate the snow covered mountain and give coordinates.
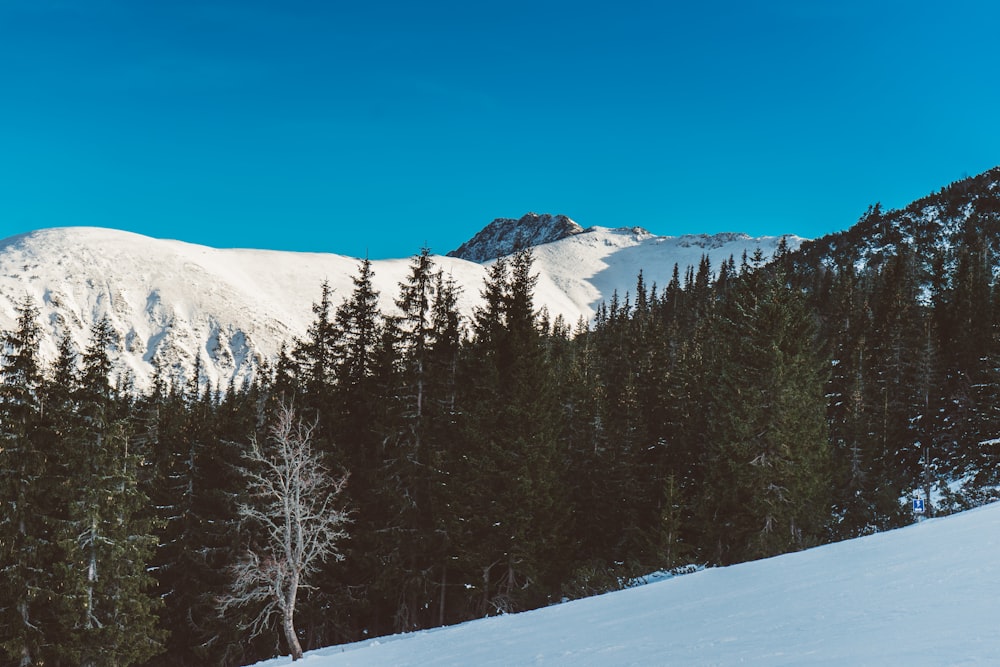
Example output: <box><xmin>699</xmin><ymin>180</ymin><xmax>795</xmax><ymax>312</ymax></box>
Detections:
<box><xmin>250</xmin><ymin>501</ymin><xmax>1000</xmax><ymax>666</ymax></box>
<box><xmin>0</xmin><ymin>223</ymin><xmax>800</xmax><ymax>391</ymax></box>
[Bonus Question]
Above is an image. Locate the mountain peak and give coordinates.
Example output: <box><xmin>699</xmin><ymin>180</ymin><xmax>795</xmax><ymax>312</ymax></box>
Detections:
<box><xmin>447</xmin><ymin>213</ymin><xmax>584</xmax><ymax>262</ymax></box>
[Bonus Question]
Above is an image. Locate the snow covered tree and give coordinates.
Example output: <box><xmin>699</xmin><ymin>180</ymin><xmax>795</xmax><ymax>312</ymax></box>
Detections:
<box><xmin>220</xmin><ymin>402</ymin><xmax>350</xmax><ymax>661</ymax></box>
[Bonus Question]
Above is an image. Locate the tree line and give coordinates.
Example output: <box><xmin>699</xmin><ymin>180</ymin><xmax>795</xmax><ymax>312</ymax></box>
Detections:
<box><xmin>1</xmin><ymin>236</ymin><xmax>998</xmax><ymax>665</ymax></box>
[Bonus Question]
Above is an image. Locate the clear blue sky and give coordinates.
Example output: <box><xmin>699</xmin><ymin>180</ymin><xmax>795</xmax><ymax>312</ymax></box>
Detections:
<box><xmin>1</xmin><ymin>1</ymin><xmax>997</xmax><ymax>259</ymax></box>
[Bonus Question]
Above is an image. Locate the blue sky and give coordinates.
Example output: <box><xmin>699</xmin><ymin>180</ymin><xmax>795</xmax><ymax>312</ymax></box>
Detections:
<box><xmin>1</xmin><ymin>1</ymin><xmax>997</xmax><ymax>259</ymax></box>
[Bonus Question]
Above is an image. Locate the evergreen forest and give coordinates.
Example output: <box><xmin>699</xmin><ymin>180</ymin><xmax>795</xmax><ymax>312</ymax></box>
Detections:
<box><xmin>4</xmin><ymin>173</ymin><xmax>1000</xmax><ymax>665</ymax></box>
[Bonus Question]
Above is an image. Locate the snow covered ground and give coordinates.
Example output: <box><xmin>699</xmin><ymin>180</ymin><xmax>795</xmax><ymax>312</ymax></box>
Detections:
<box><xmin>250</xmin><ymin>502</ymin><xmax>1000</xmax><ymax>666</ymax></box>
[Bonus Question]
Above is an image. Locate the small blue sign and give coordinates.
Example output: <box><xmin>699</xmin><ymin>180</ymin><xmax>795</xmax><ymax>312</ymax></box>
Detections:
<box><xmin>912</xmin><ymin>498</ymin><xmax>925</xmax><ymax>514</ymax></box>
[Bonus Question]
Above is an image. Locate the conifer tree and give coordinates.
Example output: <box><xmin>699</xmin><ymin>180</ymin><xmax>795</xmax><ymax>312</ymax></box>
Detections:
<box><xmin>452</xmin><ymin>248</ymin><xmax>569</xmax><ymax>614</ymax></box>
<box><xmin>823</xmin><ymin>265</ymin><xmax>893</xmax><ymax>536</ymax></box>
<box><xmin>295</xmin><ymin>280</ymin><xmax>338</xmax><ymax>415</ymax></box>
<box><xmin>376</xmin><ymin>247</ymin><xmax>442</xmax><ymax>631</ymax></box>
<box><xmin>58</xmin><ymin>318</ymin><xmax>165</xmax><ymax>666</ymax></box>
<box><xmin>333</xmin><ymin>259</ymin><xmax>383</xmax><ymax>397</ymax></box>
<box><xmin>423</xmin><ymin>269</ymin><xmax>466</xmax><ymax>626</ymax></box>
<box><xmin>0</xmin><ymin>297</ymin><xmax>52</xmax><ymax>666</ymax></box>
<box><xmin>590</xmin><ymin>288</ymin><xmax>648</xmax><ymax>574</ymax></box>
<box><xmin>696</xmin><ymin>261</ymin><xmax>831</xmax><ymax>564</ymax></box>
<box><xmin>935</xmin><ymin>235</ymin><xmax>999</xmax><ymax>477</ymax></box>
<box><xmin>136</xmin><ymin>369</ymin><xmax>186</xmax><ymax>667</ymax></box>
<box><xmin>325</xmin><ymin>258</ymin><xmax>389</xmax><ymax>635</ymax></box>
<box><xmin>142</xmin><ymin>371</ymin><xmax>253</xmax><ymax>666</ymax></box>
<box><xmin>867</xmin><ymin>251</ymin><xmax>926</xmax><ymax>487</ymax></box>
<box><xmin>556</xmin><ymin>321</ymin><xmax>618</xmax><ymax>594</ymax></box>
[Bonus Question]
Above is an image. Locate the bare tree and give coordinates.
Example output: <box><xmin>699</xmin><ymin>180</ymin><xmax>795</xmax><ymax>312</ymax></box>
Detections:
<box><xmin>219</xmin><ymin>402</ymin><xmax>349</xmax><ymax>661</ymax></box>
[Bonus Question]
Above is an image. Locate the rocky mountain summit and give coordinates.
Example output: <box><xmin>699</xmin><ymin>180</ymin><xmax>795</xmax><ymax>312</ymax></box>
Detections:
<box><xmin>447</xmin><ymin>213</ymin><xmax>585</xmax><ymax>262</ymax></box>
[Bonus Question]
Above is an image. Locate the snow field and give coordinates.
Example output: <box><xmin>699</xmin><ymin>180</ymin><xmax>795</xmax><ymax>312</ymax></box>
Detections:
<box><xmin>251</xmin><ymin>502</ymin><xmax>1000</xmax><ymax>666</ymax></box>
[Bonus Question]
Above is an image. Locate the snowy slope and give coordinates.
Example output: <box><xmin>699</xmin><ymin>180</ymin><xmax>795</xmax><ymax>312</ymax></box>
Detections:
<box><xmin>529</xmin><ymin>227</ymin><xmax>799</xmax><ymax>320</ymax></box>
<box><xmin>0</xmin><ymin>225</ymin><xmax>800</xmax><ymax>390</ymax></box>
<box><xmin>0</xmin><ymin>228</ymin><xmax>485</xmax><ymax>390</ymax></box>
<box><xmin>250</xmin><ymin>503</ymin><xmax>1000</xmax><ymax>666</ymax></box>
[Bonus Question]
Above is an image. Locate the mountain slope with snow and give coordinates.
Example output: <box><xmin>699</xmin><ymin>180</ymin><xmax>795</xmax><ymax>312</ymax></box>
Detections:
<box><xmin>529</xmin><ymin>227</ymin><xmax>798</xmax><ymax>320</ymax></box>
<box><xmin>0</xmin><ymin>227</ymin><xmax>484</xmax><ymax>390</ymax></box>
<box><xmin>251</xmin><ymin>502</ymin><xmax>1000</xmax><ymax>666</ymax></box>
<box><xmin>0</xmin><ymin>224</ymin><xmax>799</xmax><ymax>390</ymax></box>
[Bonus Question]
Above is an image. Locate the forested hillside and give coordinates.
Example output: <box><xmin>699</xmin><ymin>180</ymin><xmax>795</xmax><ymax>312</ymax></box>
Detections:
<box><xmin>3</xmin><ymin>168</ymin><xmax>1000</xmax><ymax>666</ymax></box>
<box><xmin>787</xmin><ymin>166</ymin><xmax>1000</xmax><ymax>526</ymax></box>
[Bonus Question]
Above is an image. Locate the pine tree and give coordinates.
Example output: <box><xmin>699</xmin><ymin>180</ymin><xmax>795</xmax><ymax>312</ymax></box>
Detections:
<box><xmin>134</xmin><ymin>373</ymin><xmax>186</xmax><ymax>667</ymax></box>
<box><xmin>696</xmin><ymin>262</ymin><xmax>831</xmax><ymax>564</ymax></box>
<box><xmin>0</xmin><ymin>297</ymin><xmax>53</xmax><ymax>666</ymax></box>
<box><xmin>205</xmin><ymin>378</ymin><xmax>272</xmax><ymax>666</ymax></box>
<box><xmin>590</xmin><ymin>285</ymin><xmax>649</xmax><ymax>576</ymax></box>
<box><xmin>295</xmin><ymin>280</ymin><xmax>339</xmax><ymax>416</ymax></box>
<box><xmin>823</xmin><ymin>264</ymin><xmax>897</xmax><ymax>536</ymax></box>
<box><xmin>867</xmin><ymin>251</ymin><xmax>927</xmax><ymax>490</ymax></box>
<box><xmin>58</xmin><ymin>318</ymin><xmax>165</xmax><ymax>666</ymax></box>
<box><xmin>423</xmin><ymin>269</ymin><xmax>466</xmax><ymax>626</ymax></box>
<box><xmin>333</xmin><ymin>259</ymin><xmax>383</xmax><ymax>399</ymax></box>
<box><xmin>376</xmin><ymin>247</ymin><xmax>442</xmax><ymax>631</ymax></box>
<box><xmin>325</xmin><ymin>258</ymin><xmax>389</xmax><ymax>636</ymax></box>
<box><xmin>142</xmin><ymin>371</ymin><xmax>255</xmax><ymax>667</ymax></box>
<box><xmin>935</xmin><ymin>234</ymin><xmax>999</xmax><ymax>479</ymax></box>
<box><xmin>451</xmin><ymin>248</ymin><xmax>569</xmax><ymax>614</ymax></box>
<box><xmin>556</xmin><ymin>321</ymin><xmax>619</xmax><ymax>594</ymax></box>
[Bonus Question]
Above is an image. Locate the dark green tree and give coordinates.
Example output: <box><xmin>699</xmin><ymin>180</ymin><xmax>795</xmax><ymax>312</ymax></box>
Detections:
<box><xmin>450</xmin><ymin>248</ymin><xmax>570</xmax><ymax>614</ymax></box>
<box><xmin>0</xmin><ymin>297</ymin><xmax>53</xmax><ymax>666</ymax></box>
<box><xmin>59</xmin><ymin>318</ymin><xmax>165</xmax><ymax>666</ymax></box>
<box><xmin>696</xmin><ymin>260</ymin><xmax>832</xmax><ymax>564</ymax></box>
<box><xmin>295</xmin><ymin>280</ymin><xmax>338</xmax><ymax>414</ymax></box>
<box><xmin>375</xmin><ymin>248</ymin><xmax>444</xmax><ymax>631</ymax></box>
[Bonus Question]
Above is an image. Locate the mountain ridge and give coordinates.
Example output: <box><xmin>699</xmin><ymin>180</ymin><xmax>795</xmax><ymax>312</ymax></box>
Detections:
<box><xmin>792</xmin><ymin>166</ymin><xmax>1000</xmax><ymax>276</ymax></box>
<box><xmin>0</xmin><ymin>223</ymin><xmax>800</xmax><ymax>391</ymax></box>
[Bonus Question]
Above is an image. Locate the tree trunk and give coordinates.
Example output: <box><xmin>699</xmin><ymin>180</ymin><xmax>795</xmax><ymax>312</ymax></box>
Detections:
<box><xmin>282</xmin><ymin>566</ymin><xmax>304</xmax><ymax>661</ymax></box>
<box><xmin>283</xmin><ymin>609</ymin><xmax>303</xmax><ymax>661</ymax></box>
<box><xmin>438</xmin><ymin>563</ymin><xmax>447</xmax><ymax>627</ymax></box>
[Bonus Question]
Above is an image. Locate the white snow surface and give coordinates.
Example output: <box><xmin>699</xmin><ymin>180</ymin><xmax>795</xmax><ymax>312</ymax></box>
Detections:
<box><xmin>0</xmin><ymin>226</ymin><xmax>800</xmax><ymax>390</ymax></box>
<box><xmin>250</xmin><ymin>502</ymin><xmax>1000</xmax><ymax>666</ymax></box>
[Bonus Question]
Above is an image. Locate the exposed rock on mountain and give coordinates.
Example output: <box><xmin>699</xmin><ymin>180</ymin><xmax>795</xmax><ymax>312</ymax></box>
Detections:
<box><xmin>447</xmin><ymin>213</ymin><xmax>585</xmax><ymax>262</ymax></box>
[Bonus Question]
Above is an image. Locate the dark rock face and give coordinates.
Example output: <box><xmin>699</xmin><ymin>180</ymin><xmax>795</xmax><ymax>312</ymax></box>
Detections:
<box><xmin>447</xmin><ymin>213</ymin><xmax>584</xmax><ymax>262</ymax></box>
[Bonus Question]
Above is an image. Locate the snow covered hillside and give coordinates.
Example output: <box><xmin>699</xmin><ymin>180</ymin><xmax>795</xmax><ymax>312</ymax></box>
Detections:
<box><xmin>251</xmin><ymin>503</ymin><xmax>1000</xmax><ymax>666</ymax></box>
<box><xmin>0</xmin><ymin>224</ymin><xmax>799</xmax><ymax>390</ymax></box>
<box><xmin>0</xmin><ymin>227</ymin><xmax>478</xmax><ymax>390</ymax></box>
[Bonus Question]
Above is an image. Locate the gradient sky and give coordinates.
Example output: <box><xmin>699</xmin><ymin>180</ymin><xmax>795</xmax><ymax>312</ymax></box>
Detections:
<box><xmin>1</xmin><ymin>1</ymin><xmax>998</xmax><ymax>259</ymax></box>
